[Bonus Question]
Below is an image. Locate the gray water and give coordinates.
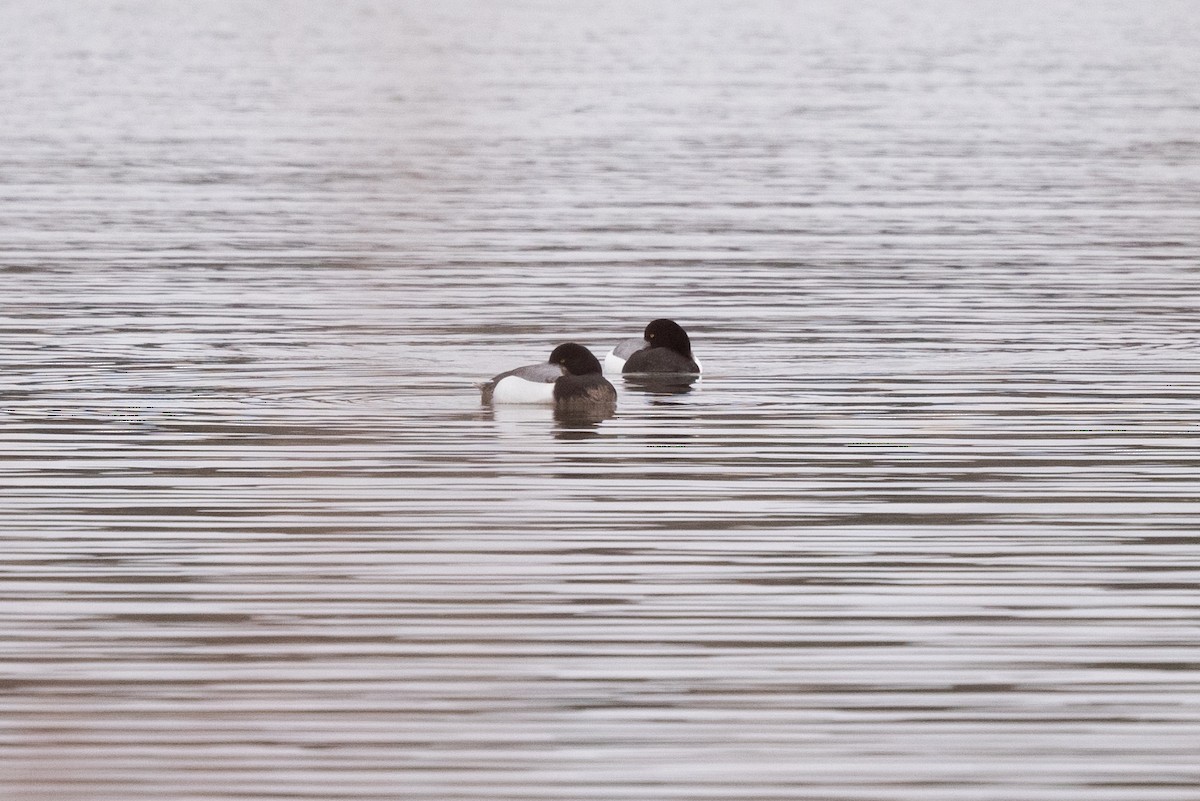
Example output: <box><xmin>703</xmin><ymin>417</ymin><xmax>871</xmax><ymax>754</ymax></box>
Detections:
<box><xmin>3</xmin><ymin>1</ymin><xmax>1200</xmax><ymax>799</ymax></box>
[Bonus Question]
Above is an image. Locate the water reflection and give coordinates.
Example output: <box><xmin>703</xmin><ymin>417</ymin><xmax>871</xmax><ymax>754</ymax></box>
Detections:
<box><xmin>483</xmin><ymin>398</ymin><xmax>616</xmax><ymax>438</ymax></box>
<box><xmin>553</xmin><ymin>406</ymin><xmax>615</xmax><ymax>438</ymax></box>
<box><xmin>621</xmin><ymin>374</ymin><xmax>702</xmax><ymax>396</ymax></box>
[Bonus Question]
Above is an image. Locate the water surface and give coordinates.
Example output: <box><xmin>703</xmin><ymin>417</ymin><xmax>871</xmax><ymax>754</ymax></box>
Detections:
<box><xmin>2</xmin><ymin>1</ymin><xmax>1200</xmax><ymax>799</ymax></box>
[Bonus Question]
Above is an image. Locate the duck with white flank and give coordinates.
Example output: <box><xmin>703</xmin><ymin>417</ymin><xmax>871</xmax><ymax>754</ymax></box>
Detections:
<box><xmin>480</xmin><ymin>343</ymin><xmax>617</xmax><ymax>409</ymax></box>
<box><xmin>605</xmin><ymin>319</ymin><xmax>701</xmax><ymax>374</ymax></box>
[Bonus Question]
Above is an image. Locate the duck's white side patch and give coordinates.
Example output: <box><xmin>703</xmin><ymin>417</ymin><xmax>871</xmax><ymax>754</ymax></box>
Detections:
<box><xmin>605</xmin><ymin>337</ymin><xmax>649</xmax><ymax>374</ymax></box>
<box><xmin>490</xmin><ymin>374</ymin><xmax>557</xmax><ymax>404</ymax></box>
<box><xmin>603</xmin><ymin>350</ymin><xmax>627</xmax><ymax>374</ymax></box>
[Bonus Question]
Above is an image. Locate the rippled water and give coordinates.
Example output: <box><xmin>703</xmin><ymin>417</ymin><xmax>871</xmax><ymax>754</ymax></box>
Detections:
<box><xmin>3</xmin><ymin>1</ymin><xmax>1200</xmax><ymax>799</ymax></box>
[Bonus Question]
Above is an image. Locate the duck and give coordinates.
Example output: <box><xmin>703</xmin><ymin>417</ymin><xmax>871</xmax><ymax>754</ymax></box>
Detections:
<box><xmin>479</xmin><ymin>343</ymin><xmax>617</xmax><ymax>408</ymax></box>
<box><xmin>605</xmin><ymin>319</ymin><xmax>702</xmax><ymax>374</ymax></box>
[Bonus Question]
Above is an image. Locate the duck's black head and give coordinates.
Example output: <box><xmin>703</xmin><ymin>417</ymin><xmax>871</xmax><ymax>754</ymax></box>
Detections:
<box><xmin>548</xmin><ymin>342</ymin><xmax>603</xmax><ymax>376</ymax></box>
<box><xmin>643</xmin><ymin>319</ymin><xmax>692</xmax><ymax>357</ymax></box>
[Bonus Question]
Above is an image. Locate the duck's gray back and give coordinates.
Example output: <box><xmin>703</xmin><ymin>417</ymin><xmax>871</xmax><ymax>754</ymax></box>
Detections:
<box><xmin>612</xmin><ymin>337</ymin><xmax>648</xmax><ymax>360</ymax></box>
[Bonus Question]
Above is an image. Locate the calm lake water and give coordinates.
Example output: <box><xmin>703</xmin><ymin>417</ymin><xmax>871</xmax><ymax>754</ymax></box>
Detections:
<box><xmin>3</xmin><ymin>1</ymin><xmax>1200</xmax><ymax>799</ymax></box>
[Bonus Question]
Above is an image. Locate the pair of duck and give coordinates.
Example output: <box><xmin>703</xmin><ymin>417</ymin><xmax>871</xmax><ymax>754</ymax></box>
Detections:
<box><xmin>479</xmin><ymin>319</ymin><xmax>701</xmax><ymax>410</ymax></box>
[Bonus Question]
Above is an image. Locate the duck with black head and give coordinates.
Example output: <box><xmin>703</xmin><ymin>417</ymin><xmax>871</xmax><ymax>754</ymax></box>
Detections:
<box><xmin>606</xmin><ymin>319</ymin><xmax>702</xmax><ymax>374</ymax></box>
<box><xmin>479</xmin><ymin>343</ymin><xmax>617</xmax><ymax>410</ymax></box>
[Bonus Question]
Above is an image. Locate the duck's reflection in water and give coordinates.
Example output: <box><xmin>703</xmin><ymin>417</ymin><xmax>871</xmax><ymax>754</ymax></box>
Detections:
<box><xmin>621</xmin><ymin>373</ymin><xmax>700</xmax><ymax>397</ymax></box>
<box><xmin>554</xmin><ymin>402</ymin><xmax>616</xmax><ymax>439</ymax></box>
<box><xmin>484</xmin><ymin>402</ymin><xmax>615</xmax><ymax>439</ymax></box>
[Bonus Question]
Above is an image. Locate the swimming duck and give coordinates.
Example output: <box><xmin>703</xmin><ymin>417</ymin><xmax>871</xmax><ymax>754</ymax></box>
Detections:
<box><xmin>606</xmin><ymin>319</ymin><xmax>702</xmax><ymax>374</ymax></box>
<box><xmin>479</xmin><ymin>343</ymin><xmax>617</xmax><ymax>408</ymax></box>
